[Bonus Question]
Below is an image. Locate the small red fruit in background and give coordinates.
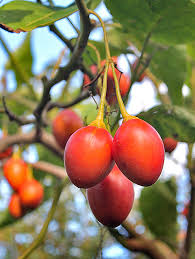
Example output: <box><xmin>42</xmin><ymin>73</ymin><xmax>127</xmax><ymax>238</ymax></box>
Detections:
<box><xmin>87</xmin><ymin>164</ymin><xmax>134</xmax><ymax>227</ymax></box>
<box><xmin>83</xmin><ymin>64</ymin><xmax>98</xmax><ymax>86</ymax></box>
<box><xmin>3</xmin><ymin>157</ymin><xmax>28</xmax><ymax>191</ymax></box>
<box><xmin>9</xmin><ymin>193</ymin><xmax>24</xmax><ymax>219</ymax></box>
<box><xmin>163</xmin><ymin>137</ymin><xmax>178</xmax><ymax>153</ymax></box>
<box><xmin>52</xmin><ymin>109</ymin><xmax>83</xmax><ymax>149</ymax></box>
<box><xmin>64</xmin><ymin>126</ymin><xmax>114</xmax><ymax>188</ymax></box>
<box><xmin>0</xmin><ymin>146</ymin><xmax>13</xmax><ymax>160</ymax></box>
<box><xmin>0</xmin><ymin>133</ymin><xmax>13</xmax><ymax>160</ymax></box>
<box><xmin>132</xmin><ymin>59</ymin><xmax>146</xmax><ymax>82</ymax></box>
<box><xmin>19</xmin><ymin>179</ymin><xmax>44</xmax><ymax>209</ymax></box>
<box><xmin>181</xmin><ymin>202</ymin><xmax>189</xmax><ymax>218</ymax></box>
<box><xmin>106</xmin><ymin>72</ymin><xmax>131</xmax><ymax>105</ymax></box>
<box><xmin>112</xmin><ymin>118</ymin><xmax>165</xmax><ymax>186</ymax></box>
<box><xmin>83</xmin><ymin>57</ymin><xmax>131</xmax><ymax>105</ymax></box>
<box><xmin>100</xmin><ymin>56</ymin><xmax>131</xmax><ymax>105</ymax></box>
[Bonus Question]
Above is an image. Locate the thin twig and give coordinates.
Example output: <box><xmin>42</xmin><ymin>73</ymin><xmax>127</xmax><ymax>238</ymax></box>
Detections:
<box><xmin>2</xmin><ymin>96</ymin><xmax>35</xmax><ymax>125</ymax></box>
<box><xmin>33</xmin><ymin>0</ymin><xmax>93</xmax><ymax>121</ymax></box>
<box><xmin>49</xmin><ymin>24</ymin><xmax>74</xmax><ymax>51</ymax></box>
<box><xmin>31</xmin><ymin>161</ymin><xmax>66</xmax><ymax>179</ymax></box>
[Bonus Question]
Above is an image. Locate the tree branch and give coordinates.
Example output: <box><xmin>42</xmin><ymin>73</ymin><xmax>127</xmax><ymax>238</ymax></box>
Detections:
<box><xmin>109</xmin><ymin>221</ymin><xmax>178</xmax><ymax>259</ymax></box>
<box><xmin>0</xmin><ymin>130</ymin><xmax>64</xmax><ymax>158</ymax></box>
<box><xmin>2</xmin><ymin>96</ymin><xmax>35</xmax><ymax>125</ymax></box>
<box><xmin>33</xmin><ymin>0</ymin><xmax>93</xmax><ymax>120</ymax></box>
<box><xmin>31</xmin><ymin>161</ymin><xmax>66</xmax><ymax>179</ymax></box>
<box><xmin>49</xmin><ymin>24</ymin><xmax>74</xmax><ymax>51</ymax></box>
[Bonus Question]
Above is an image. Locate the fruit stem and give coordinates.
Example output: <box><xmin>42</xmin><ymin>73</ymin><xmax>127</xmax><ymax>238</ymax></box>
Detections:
<box><xmin>18</xmin><ymin>178</ymin><xmax>69</xmax><ymax>259</ymax></box>
<box><xmin>88</xmin><ymin>10</ymin><xmax>111</xmax><ymax>60</ymax></box>
<box><xmin>90</xmin><ymin>63</ymin><xmax>109</xmax><ymax>129</ymax></box>
<box><xmin>88</xmin><ymin>10</ymin><xmax>136</xmax><ymax>123</ymax></box>
<box><xmin>111</xmin><ymin>63</ymin><xmax>137</xmax><ymax>122</ymax></box>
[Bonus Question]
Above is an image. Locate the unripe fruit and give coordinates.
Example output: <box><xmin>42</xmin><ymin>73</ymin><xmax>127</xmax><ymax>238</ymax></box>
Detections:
<box><xmin>3</xmin><ymin>157</ymin><xmax>28</xmax><ymax>191</ymax></box>
<box><xmin>64</xmin><ymin>126</ymin><xmax>114</xmax><ymax>188</ymax></box>
<box><xmin>163</xmin><ymin>137</ymin><xmax>178</xmax><ymax>153</ymax></box>
<box><xmin>87</xmin><ymin>164</ymin><xmax>134</xmax><ymax>227</ymax></box>
<box><xmin>52</xmin><ymin>109</ymin><xmax>83</xmax><ymax>149</ymax></box>
<box><xmin>19</xmin><ymin>179</ymin><xmax>44</xmax><ymax>209</ymax></box>
<box><xmin>9</xmin><ymin>193</ymin><xmax>24</xmax><ymax>218</ymax></box>
<box><xmin>132</xmin><ymin>59</ymin><xmax>146</xmax><ymax>82</ymax></box>
<box><xmin>112</xmin><ymin>118</ymin><xmax>165</xmax><ymax>186</ymax></box>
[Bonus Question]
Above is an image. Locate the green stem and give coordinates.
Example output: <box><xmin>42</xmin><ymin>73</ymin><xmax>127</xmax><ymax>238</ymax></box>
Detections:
<box><xmin>88</xmin><ymin>10</ymin><xmax>135</xmax><ymax>123</ymax></box>
<box><xmin>111</xmin><ymin>63</ymin><xmax>129</xmax><ymax>119</ymax></box>
<box><xmin>90</xmin><ymin>63</ymin><xmax>109</xmax><ymax>129</ymax></box>
<box><xmin>0</xmin><ymin>33</ymin><xmax>37</xmax><ymax>100</ymax></box>
<box><xmin>88</xmin><ymin>10</ymin><xmax>111</xmax><ymax>60</ymax></box>
<box><xmin>18</xmin><ymin>179</ymin><xmax>69</xmax><ymax>259</ymax></box>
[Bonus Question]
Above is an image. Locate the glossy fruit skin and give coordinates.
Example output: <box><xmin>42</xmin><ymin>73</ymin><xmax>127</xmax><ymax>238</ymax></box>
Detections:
<box><xmin>64</xmin><ymin>126</ymin><xmax>114</xmax><ymax>188</ymax></box>
<box><xmin>9</xmin><ymin>193</ymin><xmax>23</xmax><ymax>218</ymax></box>
<box><xmin>163</xmin><ymin>137</ymin><xmax>178</xmax><ymax>153</ymax></box>
<box><xmin>0</xmin><ymin>146</ymin><xmax>13</xmax><ymax>160</ymax></box>
<box><xmin>112</xmin><ymin>119</ymin><xmax>165</xmax><ymax>186</ymax></box>
<box><xmin>87</xmin><ymin>164</ymin><xmax>134</xmax><ymax>227</ymax></box>
<box><xmin>3</xmin><ymin>157</ymin><xmax>28</xmax><ymax>191</ymax></box>
<box><xmin>52</xmin><ymin>109</ymin><xmax>83</xmax><ymax>149</ymax></box>
<box><xmin>132</xmin><ymin>59</ymin><xmax>146</xmax><ymax>82</ymax></box>
<box><xmin>19</xmin><ymin>179</ymin><xmax>44</xmax><ymax>209</ymax></box>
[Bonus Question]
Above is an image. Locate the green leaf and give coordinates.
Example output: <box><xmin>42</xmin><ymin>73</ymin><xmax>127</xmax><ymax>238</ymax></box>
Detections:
<box><xmin>0</xmin><ymin>209</ymin><xmax>15</xmax><ymax>228</ymax></box>
<box><xmin>5</xmin><ymin>33</ymin><xmax>33</xmax><ymax>86</ymax></box>
<box><xmin>149</xmin><ymin>45</ymin><xmax>187</xmax><ymax>105</ymax></box>
<box><xmin>139</xmin><ymin>178</ymin><xmax>178</xmax><ymax>249</ymax></box>
<box><xmin>104</xmin><ymin>0</ymin><xmax>195</xmax><ymax>45</ymax></box>
<box><xmin>74</xmin><ymin>102</ymin><xmax>98</xmax><ymax>125</ymax></box>
<box><xmin>0</xmin><ymin>1</ymin><xmax>78</xmax><ymax>32</ymax></box>
<box><xmin>187</xmin><ymin>42</ymin><xmax>195</xmax><ymax>60</ymax></box>
<box><xmin>87</xmin><ymin>0</ymin><xmax>102</xmax><ymax>10</ymax></box>
<box><xmin>138</xmin><ymin>104</ymin><xmax>195</xmax><ymax>143</ymax></box>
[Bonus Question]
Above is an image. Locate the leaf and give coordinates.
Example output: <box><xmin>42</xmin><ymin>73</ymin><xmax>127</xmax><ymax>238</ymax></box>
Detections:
<box><xmin>187</xmin><ymin>42</ymin><xmax>195</xmax><ymax>60</ymax></box>
<box><xmin>149</xmin><ymin>45</ymin><xmax>187</xmax><ymax>105</ymax></box>
<box><xmin>137</xmin><ymin>104</ymin><xmax>195</xmax><ymax>143</ymax></box>
<box><xmin>5</xmin><ymin>32</ymin><xmax>33</xmax><ymax>86</ymax></box>
<box><xmin>87</xmin><ymin>0</ymin><xmax>102</xmax><ymax>10</ymax></box>
<box><xmin>0</xmin><ymin>209</ymin><xmax>15</xmax><ymax>228</ymax></box>
<box><xmin>74</xmin><ymin>102</ymin><xmax>98</xmax><ymax>125</ymax></box>
<box><xmin>139</xmin><ymin>178</ymin><xmax>178</xmax><ymax>249</ymax></box>
<box><xmin>104</xmin><ymin>0</ymin><xmax>195</xmax><ymax>45</ymax></box>
<box><xmin>0</xmin><ymin>1</ymin><xmax>78</xmax><ymax>32</ymax></box>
